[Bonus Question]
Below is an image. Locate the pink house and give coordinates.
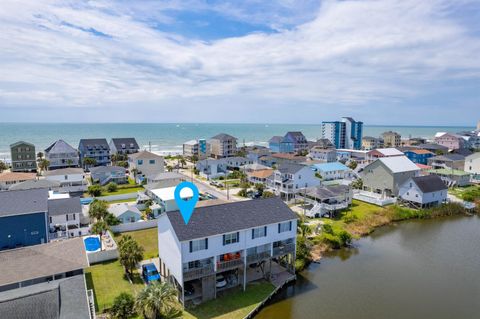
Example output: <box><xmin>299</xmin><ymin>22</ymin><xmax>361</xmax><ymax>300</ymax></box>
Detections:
<box><xmin>434</xmin><ymin>133</ymin><xmax>466</xmax><ymax>151</ymax></box>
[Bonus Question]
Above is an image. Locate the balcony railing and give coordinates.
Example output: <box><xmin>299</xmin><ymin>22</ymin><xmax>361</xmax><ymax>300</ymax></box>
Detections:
<box><xmin>272</xmin><ymin>243</ymin><xmax>295</xmax><ymax>257</ymax></box>
<box><xmin>183</xmin><ymin>264</ymin><xmax>214</xmax><ymax>281</ymax></box>
<box><xmin>246</xmin><ymin>251</ymin><xmax>271</xmax><ymax>264</ymax></box>
<box><xmin>217</xmin><ymin>258</ymin><xmax>243</xmax><ymax>272</ymax></box>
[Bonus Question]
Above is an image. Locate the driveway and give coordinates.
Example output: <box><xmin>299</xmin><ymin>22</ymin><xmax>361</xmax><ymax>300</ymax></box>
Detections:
<box><xmin>137</xmin><ymin>258</ymin><xmax>161</xmax><ymax>284</ymax></box>
<box><xmin>177</xmin><ymin>169</ymin><xmax>240</xmax><ymax>202</ymax></box>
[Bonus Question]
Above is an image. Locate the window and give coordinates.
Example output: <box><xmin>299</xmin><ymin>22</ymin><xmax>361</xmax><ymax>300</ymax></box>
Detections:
<box><xmin>190</xmin><ymin>238</ymin><xmax>208</xmax><ymax>252</ymax></box>
<box><xmin>137</xmin><ymin>159</ymin><xmax>143</xmax><ymax>165</ymax></box>
<box><xmin>64</xmin><ymin>175</ymin><xmax>68</xmax><ymax>180</ymax></box>
<box><xmin>278</xmin><ymin>221</ymin><xmax>292</xmax><ymax>233</ymax></box>
<box><xmin>223</xmin><ymin>232</ymin><xmax>239</xmax><ymax>245</ymax></box>
<box><xmin>149</xmin><ymin>159</ymin><xmax>155</xmax><ymax>164</ymax></box>
<box><xmin>252</xmin><ymin>226</ymin><xmax>267</xmax><ymax>239</ymax></box>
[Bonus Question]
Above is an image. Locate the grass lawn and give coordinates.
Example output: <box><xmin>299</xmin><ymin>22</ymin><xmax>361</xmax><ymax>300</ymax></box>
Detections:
<box><xmin>114</xmin><ymin>227</ymin><xmax>158</xmax><ymax>259</ymax></box>
<box><xmin>84</xmin><ymin>186</ymin><xmax>144</xmax><ymax>198</ymax></box>
<box><xmin>101</xmin><ymin>186</ymin><xmax>144</xmax><ymax>196</ymax></box>
<box><xmin>449</xmin><ymin>185</ymin><xmax>480</xmax><ymax>201</ymax></box>
<box><xmin>85</xmin><ymin>260</ymin><xmax>144</xmax><ymax>313</ymax></box>
<box><xmin>184</xmin><ymin>282</ymin><xmax>275</xmax><ymax>319</ymax></box>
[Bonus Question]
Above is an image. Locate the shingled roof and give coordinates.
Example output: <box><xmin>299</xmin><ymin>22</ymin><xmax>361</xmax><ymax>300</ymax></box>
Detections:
<box><xmin>0</xmin><ymin>275</ymin><xmax>91</xmax><ymax>319</ymax></box>
<box><xmin>0</xmin><ymin>189</ymin><xmax>49</xmax><ymax>217</ymax></box>
<box><xmin>0</xmin><ymin>238</ymin><xmax>88</xmax><ymax>287</ymax></box>
<box><xmin>47</xmin><ymin>197</ymin><xmax>82</xmax><ymax>216</ymax></box>
<box><xmin>411</xmin><ymin>175</ymin><xmax>447</xmax><ymax>193</ymax></box>
<box><xmin>211</xmin><ymin>133</ymin><xmax>237</xmax><ymax>141</ymax></box>
<box><xmin>165</xmin><ymin>197</ymin><xmax>297</xmax><ymax>241</ymax></box>
<box><xmin>44</xmin><ymin>139</ymin><xmax>77</xmax><ymax>154</ymax></box>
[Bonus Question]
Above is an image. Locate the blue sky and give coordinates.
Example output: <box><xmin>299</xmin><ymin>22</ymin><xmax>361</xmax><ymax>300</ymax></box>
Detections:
<box><xmin>0</xmin><ymin>0</ymin><xmax>479</xmax><ymax>125</ymax></box>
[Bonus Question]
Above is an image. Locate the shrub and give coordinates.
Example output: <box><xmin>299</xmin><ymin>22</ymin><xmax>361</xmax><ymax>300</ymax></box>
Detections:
<box><xmin>321</xmin><ymin>233</ymin><xmax>342</xmax><ymax>249</ymax></box>
<box><xmin>87</xmin><ymin>185</ymin><xmax>102</xmax><ymax>197</ymax></box>
<box><xmin>106</xmin><ymin>182</ymin><xmax>118</xmax><ymax>192</ymax></box>
<box><xmin>322</xmin><ymin>223</ymin><xmax>334</xmax><ymax>235</ymax></box>
<box><xmin>109</xmin><ymin>292</ymin><xmax>136</xmax><ymax>319</ymax></box>
<box><xmin>262</xmin><ymin>191</ymin><xmax>275</xmax><ymax>198</ymax></box>
<box><xmin>238</xmin><ymin>188</ymin><xmax>248</xmax><ymax>197</ymax></box>
<box><xmin>338</xmin><ymin>231</ymin><xmax>352</xmax><ymax>246</ymax></box>
<box><xmin>342</xmin><ymin>212</ymin><xmax>358</xmax><ymax>223</ymax></box>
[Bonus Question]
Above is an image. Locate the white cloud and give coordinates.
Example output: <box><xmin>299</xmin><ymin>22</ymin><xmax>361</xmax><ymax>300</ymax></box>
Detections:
<box><xmin>0</xmin><ymin>0</ymin><xmax>479</xmax><ymax>120</ymax></box>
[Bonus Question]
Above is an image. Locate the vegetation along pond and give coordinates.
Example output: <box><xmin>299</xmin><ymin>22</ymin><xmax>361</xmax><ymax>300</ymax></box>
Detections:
<box><xmin>257</xmin><ymin>216</ymin><xmax>480</xmax><ymax>319</ymax></box>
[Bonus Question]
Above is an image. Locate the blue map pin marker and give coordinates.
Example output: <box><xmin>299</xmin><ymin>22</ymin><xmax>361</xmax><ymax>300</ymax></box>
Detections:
<box><xmin>174</xmin><ymin>181</ymin><xmax>199</xmax><ymax>224</ymax></box>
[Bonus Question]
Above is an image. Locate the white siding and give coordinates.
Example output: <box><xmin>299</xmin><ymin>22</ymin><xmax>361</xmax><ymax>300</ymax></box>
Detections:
<box><xmin>181</xmin><ymin>220</ymin><xmax>297</xmax><ymax>263</ymax></box>
<box><xmin>157</xmin><ymin>216</ymin><xmax>183</xmax><ymax>283</ymax></box>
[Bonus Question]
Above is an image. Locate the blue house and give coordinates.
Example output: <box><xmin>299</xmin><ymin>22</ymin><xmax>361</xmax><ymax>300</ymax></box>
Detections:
<box><xmin>0</xmin><ymin>189</ymin><xmax>49</xmax><ymax>250</ymax></box>
<box><xmin>78</xmin><ymin>138</ymin><xmax>111</xmax><ymax>168</ymax></box>
<box><xmin>268</xmin><ymin>136</ymin><xmax>293</xmax><ymax>153</ymax></box>
<box><xmin>403</xmin><ymin>149</ymin><xmax>435</xmax><ymax>165</ymax></box>
<box><xmin>269</xmin><ymin>131</ymin><xmax>308</xmax><ymax>153</ymax></box>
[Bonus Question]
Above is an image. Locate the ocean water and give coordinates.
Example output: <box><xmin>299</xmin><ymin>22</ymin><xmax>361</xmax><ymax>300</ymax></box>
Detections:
<box><xmin>0</xmin><ymin>123</ymin><xmax>474</xmax><ymax>161</ymax></box>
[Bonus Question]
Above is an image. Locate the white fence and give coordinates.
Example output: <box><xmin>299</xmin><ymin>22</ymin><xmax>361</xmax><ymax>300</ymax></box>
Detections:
<box><xmin>110</xmin><ymin>219</ymin><xmax>158</xmax><ymax>233</ymax></box>
<box><xmin>353</xmin><ymin>190</ymin><xmax>397</xmax><ymax>206</ymax></box>
<box><xmin>88</xmin><ymin>248</ymin><xmax>119</xmax><ymax>264</ymax></box>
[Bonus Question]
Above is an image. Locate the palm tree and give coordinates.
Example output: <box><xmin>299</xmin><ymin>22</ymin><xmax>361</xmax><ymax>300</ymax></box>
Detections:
<box><xmin>91</xmin><ymin>220</ymin><xmax>109</xmax><ymax>236</ymax></box>
<box><xmin>66</xmin><ymin>159</ymin><xmax>74</xmax><ymax>167</ymax></box>
<box><xmin>83</xmin><ymin>157</ymin><xmax>97</xmax><ymax>169</ymax></box>
<box><xmin>0</xmin><ymin>160</ymin><xmax>8</xmax><ymax>173</ymax></box>
<box><xmin>88</xmin><ymin>200</ymin><xmax>109</xmax><ymax>221</ymax></box>
<box><xmin>118</xmin><ymin>236</ymin><xmax>144</xmax><ymax>276</ymax></box>
<box><xmin>38</xmin><ymin>159</ymin><xmax>50</xmax><ymax>173</ymax></box>
<box><xmin>297</xmin><ymin>217</ymin><xmax>312</xmax><ymax>238</ymax></box>
<box><xmin>36</xmin><ymin>151</ymin><xmax>44</xmax><ymax>161</ymax></box>
<box><xmin>135</xmin><ymin>282</ymin><xmax>182</xmax><ymax>319</ymax></box>
<box><xmin>179</xmin><ymin>156</ymin><xmax>186</xmax><ymax>169</ymax></box>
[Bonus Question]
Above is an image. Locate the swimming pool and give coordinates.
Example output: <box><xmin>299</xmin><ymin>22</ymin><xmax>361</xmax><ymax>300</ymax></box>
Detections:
<box><xmin>84</xmin><ymin>236</ymin><xmax>101</xmax><ymax>253</ymax></box>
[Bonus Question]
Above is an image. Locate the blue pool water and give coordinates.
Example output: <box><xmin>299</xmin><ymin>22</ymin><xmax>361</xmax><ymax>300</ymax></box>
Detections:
<box><xmin>84</xmin><ymin>237</ymin><xmax>101</xmax><ymax>252</ymax></box>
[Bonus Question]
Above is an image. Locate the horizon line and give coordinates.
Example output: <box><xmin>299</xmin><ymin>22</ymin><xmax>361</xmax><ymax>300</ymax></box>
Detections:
<box><xmin>0</xmin><ymin>122</ymin><xmax>475</xmax><ymax>128</ymax></box>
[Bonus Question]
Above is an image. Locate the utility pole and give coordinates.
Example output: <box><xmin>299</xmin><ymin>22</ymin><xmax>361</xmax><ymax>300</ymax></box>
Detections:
<box><xmin>149</xmin><ymin>141</ymin><xmax>151</xmax><ymax>152</ymax></box>
<box><xmin>303</xmin><ymin>183</ymin><xmax>307</xmax><ymax>217</ymax></box>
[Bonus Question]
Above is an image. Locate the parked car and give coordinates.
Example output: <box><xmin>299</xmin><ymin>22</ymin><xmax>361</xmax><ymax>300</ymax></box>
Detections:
<box><xmin>142</xmin><ymin>263</ymin><xmax>160</xmax><ymax>284</ymax></box>
<box><xmin>216</xmin><ymin>274</ymin><xmax>227</xmax><ymax>288</ymax></box>
<box><xmin>184</xmin><ymin>282</ymin><xmax>195</xmax><ymax>296</ymax></box>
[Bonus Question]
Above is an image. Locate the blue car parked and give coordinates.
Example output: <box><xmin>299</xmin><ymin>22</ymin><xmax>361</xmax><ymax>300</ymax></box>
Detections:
<box><xmin>142</xmin><ymin>263</ymin><xmax>160</xmax><ymax>284</ymax></box>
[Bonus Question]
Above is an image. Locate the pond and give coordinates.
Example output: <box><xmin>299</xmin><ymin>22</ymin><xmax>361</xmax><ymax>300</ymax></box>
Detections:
<box><xmin>257</xmin><ymin>216</ymin><xmax>480</xmax><ymax>319</ymax></box>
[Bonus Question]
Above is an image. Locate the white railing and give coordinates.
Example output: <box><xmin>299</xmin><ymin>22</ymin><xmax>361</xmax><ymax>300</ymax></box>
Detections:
<box><xmin>87</xmin><ymin>289</ymin><xmax>96</xmax><ymax>319</ymax></box>
<box><xmin>353</xmin><ymin>190</ymin><xmax>396</xmax><ymax>206</ymax></box>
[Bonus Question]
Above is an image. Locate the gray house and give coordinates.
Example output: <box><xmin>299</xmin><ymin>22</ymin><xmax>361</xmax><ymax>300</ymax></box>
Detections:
<box><xmin>427</xmin><ymin>154</ymin><xmax>465</xmax><ymax>170</ymax></box>
<box><xmin>209</xmin><ymin>133</ymin><xmax>237</xmax><ymax>158</ymax></box>
<box><xmin>0</xmin><ymin>238</ymin><xmax>91</xmax><ymax>319</ymax></box>
<box><xmin>44</xmin><ymin>139</ymin><xmax>79</xmax><ymax>169</ymax></box>
<box><xmin>78</xmin><ymin>138</ymin><xmax>110</xmax><ymax>168</ymax></box>
<box><xmin>398</xmin><ymin>175</ymin><xmax>447</xmax><ymax>208</ymax></box>
<box><xmin>362</xmin><ymin>156</ymin><xmax>420</xmax><ymax>197</ymax></box>
<box><xmin>10</xmin><ymin>141</ymin><xmax>36</xmax><ymax>172</ymax></box>
<box><xmin>90</xmin><ymin>166</ymin><xmax>127</xmax><ymax>185</ymax></box>
<box><xmin>109</xmin><ymin>138</ymin><xmax>140</xmax><ymax>156</ymax></box>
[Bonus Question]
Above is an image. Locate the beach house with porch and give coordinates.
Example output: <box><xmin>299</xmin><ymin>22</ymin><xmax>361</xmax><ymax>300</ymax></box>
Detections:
<box><xmin>299</xmin><ymin>184</ymin><xmax>352</xmax><ymax>218</ymax></box>
<box><xmin>266</xmin><ymin>164</ymin><xmax>320</xmax><ymax>200</ymax></box>
<box><xmin>398</xmin><ymin>175</ymin><xmax>447</xmax><ymax>208</ymax></box>
<box><xmin>157</xmin><ymin>198</ymin><xmax>297</xmax><ymax>306</ymax></box>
